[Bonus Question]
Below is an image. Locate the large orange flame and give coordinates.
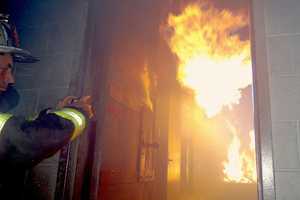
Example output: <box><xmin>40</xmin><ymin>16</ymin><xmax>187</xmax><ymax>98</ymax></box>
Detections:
<box><xmin>166</xmin><ymin>3</ymin><xmax>257</xmax><ymax>184</ymax></box>
<box><xmin>223</xmin><ymin>122</ymin><xmax>256</xmax><ymax>183</ymax></box>
<box><xmin>167</xmin><ymin>3</ymin><xmax>252</xmax><ymax>117</ymax></box>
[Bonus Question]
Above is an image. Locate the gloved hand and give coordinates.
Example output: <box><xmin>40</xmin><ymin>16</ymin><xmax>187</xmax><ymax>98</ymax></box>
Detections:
<box><xmin>57</xmin><ymin>95</ymin><xmax>94</xmax><ymax>119</ymax></box>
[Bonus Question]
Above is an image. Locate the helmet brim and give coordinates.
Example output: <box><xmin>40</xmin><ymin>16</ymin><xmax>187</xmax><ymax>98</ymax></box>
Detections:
<box><xmin>0</xmin><ymin>45</ymin><xmax>39</xmax><ymax>63</ymax></box>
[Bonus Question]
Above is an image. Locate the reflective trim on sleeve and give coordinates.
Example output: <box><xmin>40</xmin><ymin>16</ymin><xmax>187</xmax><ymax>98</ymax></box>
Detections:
<box><xmin>0</xmin><ymin>113</ymin><xmax>13</xmax><ymax>134</ymax></box>
<box><xmin>52</xmin><ymin>108</ymin><xmax>86</xmax><ymax>140</ymax></box>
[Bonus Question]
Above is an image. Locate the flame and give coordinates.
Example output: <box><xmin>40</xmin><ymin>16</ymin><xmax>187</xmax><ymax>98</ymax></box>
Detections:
<box><xmin>166</xmin><ymin>3</ymin><xmax>252</xmax><ymax>117</ymax></box>
<box><xmin>141</xmin><ymin>64</ymin><xmax>153</xmax><ymax>111</ymax></box>
<box><xmin>165</xmin><ymin>3</ymin><xmax>257</xmax><ymax>184</ymax></box>
<box><xmin>223</xmin><ymin>122</ymin><xmax>257</xmax><ymax>183</ymax></box>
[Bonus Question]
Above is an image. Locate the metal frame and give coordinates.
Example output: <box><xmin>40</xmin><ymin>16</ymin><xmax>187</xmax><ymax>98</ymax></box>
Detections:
<box><xmin>250</xmin><ymin>0</ymin><xmax>276</xmax><ymax>200</ymax></box>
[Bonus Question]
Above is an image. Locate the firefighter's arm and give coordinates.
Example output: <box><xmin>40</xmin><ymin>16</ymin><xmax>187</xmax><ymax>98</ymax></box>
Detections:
<box><xmin>0</xmin><ymin>97</ymin><xmax>91</xmax><ymax>168</ymax></box>
<box><xmin>55</xmin><ymin>95</ymin><xmax>93</xmax><ymax>139</ymax></box>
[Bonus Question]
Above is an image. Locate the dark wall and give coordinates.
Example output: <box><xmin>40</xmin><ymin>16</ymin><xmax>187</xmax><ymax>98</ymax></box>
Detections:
<box><xmin>3</xmin><ymin>0</ymin><xmax>89</xmax><ymax>199</ymax></box>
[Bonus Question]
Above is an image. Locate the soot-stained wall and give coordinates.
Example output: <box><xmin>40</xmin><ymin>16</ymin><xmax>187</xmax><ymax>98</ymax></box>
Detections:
<box><xmin>6</xmin><ymin>0</ymin><xmax>89</xmax><ymax>199</ymax></box>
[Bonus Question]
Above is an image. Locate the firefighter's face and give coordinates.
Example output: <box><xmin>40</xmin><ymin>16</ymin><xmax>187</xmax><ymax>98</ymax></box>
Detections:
<box><xmin>0</xmin><ymin>53</ymin><xmax>15</xmax><ymax>91</ymax></box>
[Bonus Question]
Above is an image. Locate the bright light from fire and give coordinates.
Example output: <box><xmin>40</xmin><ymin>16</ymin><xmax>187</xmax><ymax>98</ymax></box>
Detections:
<box><xmin>167</xmin><ymin>3</ymin><xmax>252</xmax><ymax>118</ymax></box>
<box><xmin>223</xmin><ymin>123</ymin><xmax>257</xmax><ymax>183</ymax></box>
<box><xmin>166</xmin><ymin>3</ymin><xmax>257</xmax><ymax>184</ymax></box>
<box><xmin>141</xmin><ymin>64</ymin><xmax>153</xmax><ymax>111</ymax></box>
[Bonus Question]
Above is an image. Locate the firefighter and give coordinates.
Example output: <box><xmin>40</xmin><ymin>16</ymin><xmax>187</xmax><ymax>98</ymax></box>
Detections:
<box><xmin>0</xmin><ymin>14</ymin><xmax>93</xmax><ymax>169</ymax></box>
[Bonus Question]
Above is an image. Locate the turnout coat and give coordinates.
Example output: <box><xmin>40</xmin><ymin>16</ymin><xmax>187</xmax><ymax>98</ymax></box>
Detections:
<box><xmin>0</xmin><ymin>86</ymin><xmax>87</xmax><ymax>169</ymax></box>
<box><xmin>0</xmin><ymin>86</ymin><xmax>87</xmax><ymax>199</ymax></box>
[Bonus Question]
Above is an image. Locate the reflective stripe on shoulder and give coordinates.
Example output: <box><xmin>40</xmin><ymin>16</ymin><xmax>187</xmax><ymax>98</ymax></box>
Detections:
<box><xmin>52</xmin><ymin>108</ymin><xmax>86</xmax><ymax>140</ymax></box>
<box><xmin>0</xmin><ymin>113</ymin><xmax>13</xmax><ymax>134</ymax></box>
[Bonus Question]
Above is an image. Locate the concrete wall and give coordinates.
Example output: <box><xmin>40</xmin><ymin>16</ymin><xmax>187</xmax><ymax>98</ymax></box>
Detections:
<box><xmin>264</xmin><ymin>0</ymin><xmax>300</xmax><ymax>199</ymax></box>
<box><xmin>9</xmin><ymin>0</ymin><xmax>89</xmax><ymax>199</ymax></box>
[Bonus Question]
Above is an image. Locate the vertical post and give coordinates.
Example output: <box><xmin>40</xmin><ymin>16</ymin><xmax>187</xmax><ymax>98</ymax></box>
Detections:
<box><xmin>250</xmin><ymin>0</ymin><xmax>276</xmax><ymax>200</ymax></box>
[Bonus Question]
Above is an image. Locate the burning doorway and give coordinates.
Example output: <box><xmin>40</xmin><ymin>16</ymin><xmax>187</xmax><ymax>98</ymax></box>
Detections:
<box><xmin>54</xmin><ymin>0</ymin><xmax>274</xmax><ymax>200</ymax></box>
<box><xmin>165</xmin><ymin>1</ymin><xmax>259</xmax><ymax>200</ymax></box>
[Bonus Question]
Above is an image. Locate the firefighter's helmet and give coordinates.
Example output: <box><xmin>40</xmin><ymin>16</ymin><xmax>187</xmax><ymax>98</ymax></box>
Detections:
<box><xmin>0</xmin><ymin>14</ymin><xmax>39</xmax><ymax>63</ymax></box>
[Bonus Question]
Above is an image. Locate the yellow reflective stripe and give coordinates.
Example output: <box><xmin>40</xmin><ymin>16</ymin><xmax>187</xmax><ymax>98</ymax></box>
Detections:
<box><xmin>27</xmin><ymin>113</ymin><xmax>38</xmax><ymax>121</ymax></box>
<box><xmin>53</xmin><ymin>108</ymin><xmax>86</xmax><ymax>140</ymax></box>
<box><xmin>0</xmin><ymin>113</ymin><xmax>13</xmax><ymax>134</ymax></box>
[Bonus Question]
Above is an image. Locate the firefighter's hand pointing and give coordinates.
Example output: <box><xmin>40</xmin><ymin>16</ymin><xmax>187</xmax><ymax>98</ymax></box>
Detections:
<box><xmin>57</xmin><ymin>96</ymin><xmax>94</xmax><ymax>119</ymax></box>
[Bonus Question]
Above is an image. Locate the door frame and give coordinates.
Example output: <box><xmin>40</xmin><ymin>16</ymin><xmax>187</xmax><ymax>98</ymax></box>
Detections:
<box><xmin>250</xmin><ymin>1</ymin><xmax>276</xmax><ymax>200</ymax></box>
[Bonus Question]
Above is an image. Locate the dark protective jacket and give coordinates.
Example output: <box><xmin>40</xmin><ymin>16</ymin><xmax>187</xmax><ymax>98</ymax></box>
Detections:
<box><xmin>0</xmin><ymin>86</ymin><xmax>87</xmax><ymax>199</ymax></box>
<box><xmin>0</xmin><ymin>86</ymin><xmax>87</xmax><ymax>169</ymax></box>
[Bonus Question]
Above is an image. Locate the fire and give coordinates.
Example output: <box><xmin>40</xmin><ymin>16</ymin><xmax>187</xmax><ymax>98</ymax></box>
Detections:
<box><xmin>141</xmin><ymin>64</ymin><xmax>153</xmax><ymax>111</ymax></box>
<box><xmin>223</xmin><ymin>123</ymin><xmax>257</xmax><ymax>183</ymax></box>
<box><xmin>166</xmin><ymin>3</ymin><xmax>252</xmax><ymax>117</ymax></box>
<box><xmin>165</xmin><ymin>3</ymin><xmax>257</xmax><ymax>184</ymax></box>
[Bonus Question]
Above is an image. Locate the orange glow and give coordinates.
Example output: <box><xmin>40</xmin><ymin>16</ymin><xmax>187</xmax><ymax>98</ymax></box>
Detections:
<box><xmin>141</xmin><ymin>64</ymin><xmax>153</xmax><ymax>111</ymax></box>
<box><xmin>166</xmin><ymin>3</ymin><xmax>257</xmax><ymax>184</ymax></box>
<box><xmin>166</xmin><ymin>3</ymin><xmax>252</xmax><ymax>118</ymax></box>
<box><xmin>223</xmin><ymin>122</ymin><xmax>257</xmax><ymax>183</ymax></box>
